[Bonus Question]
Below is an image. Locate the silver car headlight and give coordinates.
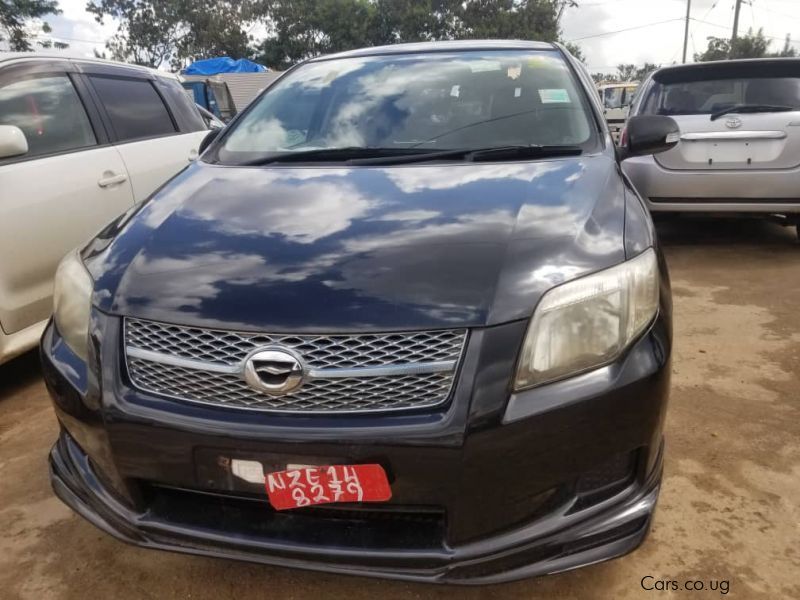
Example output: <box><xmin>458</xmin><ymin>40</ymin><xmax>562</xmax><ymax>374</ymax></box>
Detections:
<box><xmin>53</xmin><ymin>250</ymin><xmax>93</xmax><ymax>361</ymax></box>
<box><xmin>514</xmin><ymin>248</ymin><xmax>659</xmax><ymax>390</ymax></box>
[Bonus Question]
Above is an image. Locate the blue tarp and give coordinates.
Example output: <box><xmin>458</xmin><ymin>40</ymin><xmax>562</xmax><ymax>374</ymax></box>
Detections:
<box><xmin>184</xmin><ymin>57</ymin><xmax>267</xmax><ymax>75</ymax></box>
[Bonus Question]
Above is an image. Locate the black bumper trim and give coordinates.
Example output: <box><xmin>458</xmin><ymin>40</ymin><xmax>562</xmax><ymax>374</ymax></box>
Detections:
<box><xmin>50</xmin><ymin>432</ymin><xmax>662</xmax><ymax>584</ymax></box>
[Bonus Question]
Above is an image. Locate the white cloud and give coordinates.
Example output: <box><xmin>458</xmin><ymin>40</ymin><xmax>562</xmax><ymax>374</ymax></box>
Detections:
<box><xmin>43</xmin><ymin>0</ymin><xmax>117</xmax><ymax>58</ymax></box>
<box><xmin>560</xmin><ymin>0</ymin><xmax>800</xmax><ymax>73</ymax></box>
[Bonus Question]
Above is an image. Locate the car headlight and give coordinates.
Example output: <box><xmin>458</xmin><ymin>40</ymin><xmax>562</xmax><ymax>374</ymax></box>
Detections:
<box><xmin>53</xmin><ymin>250</ymin><xmax>93</xmax><ymax>361</ymax></box>
<box><xmin>514</xmin><ymin>248</ymin><xmax>659</xmax><ymax>390</ymax></box>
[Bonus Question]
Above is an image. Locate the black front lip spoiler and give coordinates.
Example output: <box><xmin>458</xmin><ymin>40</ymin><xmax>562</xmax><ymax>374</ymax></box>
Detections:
<box><xmin>50</xmin><ymin>432</ymin><xmax>663</xmax><ymax>585</ymax></box>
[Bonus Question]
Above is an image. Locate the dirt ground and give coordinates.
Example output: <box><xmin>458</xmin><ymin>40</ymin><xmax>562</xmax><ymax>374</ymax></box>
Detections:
<box><xmin>1</xmin><ymin>217</ymin><xmax>798</xmax><ymax>599</ymax></box>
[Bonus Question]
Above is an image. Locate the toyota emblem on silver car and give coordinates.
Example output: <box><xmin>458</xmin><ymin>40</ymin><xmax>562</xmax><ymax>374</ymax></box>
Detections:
<box><xmin>243</xmin><ymin>348</ymin><xmax>305</xmax><ymax>395</ymax></box>
<box><xmin>724</xmin><ymin>116</ymin><xmax>743</xmax><ymax>129</ymax></box>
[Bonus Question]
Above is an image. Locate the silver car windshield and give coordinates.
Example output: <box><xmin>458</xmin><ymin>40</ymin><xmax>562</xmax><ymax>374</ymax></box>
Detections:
<box><xmin>215</xmin><ymin>50</ymin><xmax>596</xmax><ymax>164</ymax></box>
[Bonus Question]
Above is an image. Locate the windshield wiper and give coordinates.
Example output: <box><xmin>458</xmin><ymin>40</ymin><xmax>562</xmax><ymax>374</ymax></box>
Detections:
<box><xmin>348</xmin><ymin>145</ymin><xmax>583</xmax><ymax>165</ymax></box>
<box><xmin>710</xmin><ymin>104</ymin><xmax>795</xmax><ymax>121</ymax></box>
<box><xmin>239</xmin><ymin>147</ymin><xmax>420</xmax><ymax>166</ymax></box>
<box><xmin>238</xmin><ymin>144</ymin><xmax>583</xmax><ymax>167</ymax></box>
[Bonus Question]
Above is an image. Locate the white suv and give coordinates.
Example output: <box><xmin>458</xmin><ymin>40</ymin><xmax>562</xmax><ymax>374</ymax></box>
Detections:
<box><xmin>0</xmin><ymin>54</ymin><xmax>211</xmax><ymax>364</ymax></box>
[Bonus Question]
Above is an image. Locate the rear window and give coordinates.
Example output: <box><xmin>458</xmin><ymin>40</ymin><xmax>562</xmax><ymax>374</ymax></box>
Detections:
<box><xmin>641</xmin><ymin>64</ymin><xmax>800</xmax><ymax>116</ymax></box>
<box><xmin>216</xmin><ymin>50</ymin><xmax>597</xmax><ymax>164</ymax></box>
<box><xmin>602</xmin><ymin>85</ymin><xmax>638</xmax><ymax>109</ymax></box>
<box><xmin>90</xmin><ymin>76</ymin><xmax>178</xmax><ymax>142</ymax></box>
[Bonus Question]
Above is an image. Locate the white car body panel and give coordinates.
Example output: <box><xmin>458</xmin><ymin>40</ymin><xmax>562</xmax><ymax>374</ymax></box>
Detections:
<box><xmin>0</xmin><ymin>54</ymin><xmax>209</xmax><ymax>363</ymax></box>
<box><xmin>0</xmin><ymin>147</ymin><xmax>134</xmax><ymax>334</ymax></box>
<box><xmin>116</xmin><ymin>131</ymin><xmax>207</xmax><ymax>201</ymax></box>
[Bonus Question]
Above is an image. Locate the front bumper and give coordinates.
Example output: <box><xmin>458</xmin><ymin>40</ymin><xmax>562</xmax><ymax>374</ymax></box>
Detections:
<box><xmin>623</xmin><ymin>154</ymin><xmax>800</xmax><ymax>213</ymax></box>
<box><xmin>42</xmin><ymin>308</ymin><xmax>671</xmax><ymax>584</ymax></box>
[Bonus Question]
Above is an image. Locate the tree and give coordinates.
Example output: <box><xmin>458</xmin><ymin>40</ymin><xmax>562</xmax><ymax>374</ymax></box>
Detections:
<box><xmin>591</xmin><ymin>72</ymin><xmax>617</xmax><ymax>84</ymax></box>
<box><xmin>693</xmin><ymin>28</ymin><xmax>797</xmax><ymax>62</ymax></box>
<box><xmin>459</xmin><ymin>0</ymin><xmax>560</xmax><ymax>40</ymax></box>
<box><xmin>775</xmin><ymin>34</ymin><xmax>798</xmax><ymax>58</ymax></box>
<box><xmin>562</xmin><ymin>41</ymin><xmax>584</xmax><ymax>63</ymax></box>
<box><xmin>87</xmin><ymin>0</ymin><xmax>259</xmax><ymax>69</ymax></box>
<box><xmin>257</xmin><ymin>0</ymin><xmax>383</xmax><ymax>69</ymax></box>
<box><xmin>1</xmin><ymin>0</ymin><xmax>62</xmax><ymax>51</ymax></box>
<box><xmin>616</xmin><ymin>62</ymin><xmax>659</xmax><ymax>82</ymax></box>
<box><xmin>255</xmin><ymin>0</ymin><xmax>577</xmax><ymax>69</ymax></box>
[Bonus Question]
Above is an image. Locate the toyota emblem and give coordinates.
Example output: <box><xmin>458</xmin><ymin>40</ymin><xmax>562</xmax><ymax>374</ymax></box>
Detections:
<box><xmin>243</xmin><ymin>348</ymin><xmax>305</xmax><ymax>395</ymax></box>
<box><xmin>724</xmin><ymin>116</ymin><xmax>742</xmax><ymax>129</ymax></box>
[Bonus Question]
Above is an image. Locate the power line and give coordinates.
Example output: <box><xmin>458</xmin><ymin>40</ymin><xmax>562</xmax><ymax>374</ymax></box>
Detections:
<box><xmin>758</xmin><ymin>3</ymin><xmax>800</xmax><ymax>22</ymax></box>
<box><xmin>689</xmin><ymin>15</ymin><xmax>799</xmax><ymax>43</ymax></box>
<box><xmin>567</xmin><ymin>17</ymin><xmax>684</xmax><ymax>41</ymax></box>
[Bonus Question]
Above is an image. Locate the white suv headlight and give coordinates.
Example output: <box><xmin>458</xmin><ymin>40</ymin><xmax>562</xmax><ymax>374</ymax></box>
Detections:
<box><xmin>514</xmin><ymin>248</ymin><xmax>659</xmax><ymax>390</ymax></box>
<box><xmin>53</xmin><ymin>250</ymin><xmax>93</xmax><ymax>361</ymax></box>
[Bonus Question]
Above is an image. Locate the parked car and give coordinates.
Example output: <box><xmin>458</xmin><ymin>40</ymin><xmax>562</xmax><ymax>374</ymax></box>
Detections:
<box><xmin>623</xmin><ymin>58</ymin><xmax>800</xmax><ymax>238</ymax></box>
<box><xmin>0</xmin><ymin>53</ymin><xmax>211</xmax><ymax>364</ymax></box>
<box><xmin>196</xmin><ymin>103</ymin><xmax>225</xmax><ymax>129</ymax></box>
<box><xmin>42</xmin><ymin>41</ymin><xmax>677</xmax><ymax>583</ymax></box>
<box><xmin>597</xmin><ymin>81</ymin><xmax>639</xmax><ymax>142</ymax></box>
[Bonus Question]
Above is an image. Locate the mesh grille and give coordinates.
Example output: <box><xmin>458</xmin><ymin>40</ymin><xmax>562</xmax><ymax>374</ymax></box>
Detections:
<box><xmin>126</xmin><ymin>318</ymin><xmax>465</xmax><ymax>368</ymax></box>
<box><xmin>124</xmin><ymin>319</ymin><xmax>467</xmax><ymax>413</ymax></box>
<box><xmin>128</xmin><ymin>358</ymin><xmax>456</xmax><ymax>412</ymax></box>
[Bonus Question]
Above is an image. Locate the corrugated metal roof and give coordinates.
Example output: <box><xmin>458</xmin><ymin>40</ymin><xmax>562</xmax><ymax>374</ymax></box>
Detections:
<box><xmin>219</xmin><ymin>73</ymin><xmax>280</xmax><ymax>110</ymax></box>
<box><xmin>181</xmin><ymin>72</ymin><xmax>282</xmax><ymax>112</ymax></box>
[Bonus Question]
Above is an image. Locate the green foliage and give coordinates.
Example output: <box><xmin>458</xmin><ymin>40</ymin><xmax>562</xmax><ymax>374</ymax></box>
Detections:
<box><xmin>592</xmin><ymin>62</ymin><xmax>658</xmax><ymax>85</ymax></box>
<box><xmin>257</xmin><ymin>0</ymin><xmax>578</xmax><ymax>69</ymax></box>
<box><xmin>562</xmin><ymin>41</ymin><xmax>584</xmax><ymax>62</ymax></box>
<box><xmin>694</xmin><ymin>28</ymin><xmax>797</xmax><ymax>62</ymax></box>
<box><xmin>0</xmin><ymin>0</ymin><xmax>62</xmax><ymax>51</ymax></box>
<box><xmin>88</xmin><ymin>0</ymin><xmax>580</xmax><ymax>70</ymax></box>
<box><xmin>258</xmin><ymin>0</ymin><xmax>383</xmax><ymax>69</ymax></box>
<box><xmin>87</xmin><ymin>0</ymin><xmax>259</xmax><ymax>68</ymax></box>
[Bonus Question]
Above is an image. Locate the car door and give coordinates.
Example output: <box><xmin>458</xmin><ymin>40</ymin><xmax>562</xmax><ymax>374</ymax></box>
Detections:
<box><xmin>85</xmin><ymin>72</ymin><xmax>208</xmax><ymax>202</ymax></box>
<box><xmin>0</xmin><ymin>64</ymin><xmax>134</xmax><ymax>335</ymax></box>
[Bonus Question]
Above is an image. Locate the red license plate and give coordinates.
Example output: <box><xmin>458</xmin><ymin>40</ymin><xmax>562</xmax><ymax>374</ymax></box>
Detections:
<box><xmin>265</xmin><ymin>464</ymin><xmax>391</xmax><ymax>510</ymax></box>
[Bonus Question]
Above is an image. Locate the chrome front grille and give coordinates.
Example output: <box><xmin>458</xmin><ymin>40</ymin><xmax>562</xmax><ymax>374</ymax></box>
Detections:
<box><xmin>124</xmin><ymin>318</ymin><xmax>467</xmax><ymax>413</ymax></box>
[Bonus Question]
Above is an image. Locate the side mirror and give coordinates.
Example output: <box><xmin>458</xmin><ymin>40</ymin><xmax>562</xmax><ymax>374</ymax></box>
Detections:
<box><xmin>0</xmin><ymin>125</ymin><xmax>28</xmax><ymax>159</ymax></box>
<box><xmin>619</xmin><ymin>115</ymin><xmax>680</xmax><ymax>160</ymax></box>
<box><xmin>198</xmin><ymin>127</ymin><xmax>222</xmax><ymax>154</ymax></box>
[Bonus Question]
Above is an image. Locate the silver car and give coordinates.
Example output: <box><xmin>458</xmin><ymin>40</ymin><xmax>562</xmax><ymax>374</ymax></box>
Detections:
<box><xmin>623</xmin><ymin>58</ymin><xmax>800</xmax><ymax>238</ymax></box>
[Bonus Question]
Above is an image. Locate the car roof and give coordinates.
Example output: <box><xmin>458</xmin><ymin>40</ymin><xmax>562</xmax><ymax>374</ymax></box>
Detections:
<box><xmin>650</xmin><ymin>57</ymin><xmax>800</xmax><ymax>82</ymax></box>
<box><xmin>311</xmin><ymin>40</ymin><xmax>558</xmax><ymax>62</ymax></box>
<box><xmin>0</xmin><ymin>52</ymin><xmax>178</xmax><ymax>80</ymax></box>
<box><xmin>598</xmin><ymin>81</ymin><xmax>639</xmax><ymax>88</ymax></box>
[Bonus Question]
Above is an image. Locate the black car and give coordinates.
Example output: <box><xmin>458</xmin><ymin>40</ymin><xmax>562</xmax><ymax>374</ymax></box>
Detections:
<box><xmin>42</xmin><ymin>40</ymin><xmax>676</xmax><ymax>584</ymax></box>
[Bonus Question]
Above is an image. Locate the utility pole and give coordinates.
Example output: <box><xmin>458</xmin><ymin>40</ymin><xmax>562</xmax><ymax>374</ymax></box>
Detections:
<box><xmin>682</xmin><ymin>0</ymin><xmax>692</xmax><ymax>63</ymax></box>
<box><xmin>732</xmin><ymin>0</ymin><xmax>743</xmax><ymax>43</ymax></box>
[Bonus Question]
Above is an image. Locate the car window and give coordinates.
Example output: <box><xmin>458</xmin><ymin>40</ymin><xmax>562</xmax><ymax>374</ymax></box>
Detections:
<box><xmin>603</xmin><ymin>87</ymin><xmax>624</xmax><ymax>109</ymax></box>
<box><xmin>641</xmin><ymin>75</ymin><xmax>800</xmax><ymax>116</ymax></box>
<box><xmin>216</xmin><ymin>50</ymin><xmax>596</xmax><ymax>164</ymax></box>
<box><xmin>0</xmin><ymin>75</ymin><xmax>96</xmax><ymax>159</ymax></box>
<box><xmin>90</xmin><ymin>76</ymin><xmax>177</xmax><ymax>142</ymax></box>
<box><xmin>155</xmin><ymin>77</ymin><xmax>206</xmax><ymax>132</ymax></box>
<box><xmin>623</xmin><ymin>85</ymin><xmax>638</xmax><ymax>106</ymax></box>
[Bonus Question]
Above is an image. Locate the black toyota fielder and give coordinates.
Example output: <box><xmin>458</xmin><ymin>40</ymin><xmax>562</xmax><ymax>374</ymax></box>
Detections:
<box><xmin>42</xmin><ymin>40</ymin><xmax>677</xmax><ymax>584</ymax></box>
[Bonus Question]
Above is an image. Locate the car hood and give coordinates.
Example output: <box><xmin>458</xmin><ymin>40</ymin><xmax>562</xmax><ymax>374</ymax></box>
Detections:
<box><xmin>86</xmin><ymin>156</ymin><xmax>626</xmax><ymax>332</ymax></box>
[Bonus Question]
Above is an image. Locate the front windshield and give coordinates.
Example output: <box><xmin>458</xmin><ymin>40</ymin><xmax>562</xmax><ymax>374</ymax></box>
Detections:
<box><xmin>214</xmin><ymin>50</ymin><xmax>596</xmax><ymax>164</ymax></box>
